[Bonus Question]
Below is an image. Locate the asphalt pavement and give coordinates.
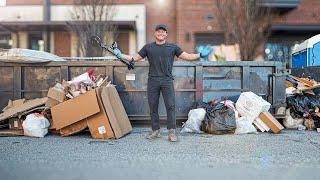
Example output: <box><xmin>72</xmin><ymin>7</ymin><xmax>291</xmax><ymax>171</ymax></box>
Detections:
<box><xmin>0</xmin><ymin>128</ymin><xmax>319</xmax><ymax>180</ymax></box>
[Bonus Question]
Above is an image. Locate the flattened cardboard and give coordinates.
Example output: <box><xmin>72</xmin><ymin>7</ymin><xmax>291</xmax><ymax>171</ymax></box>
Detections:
<box><xmin>0</xmin><ymin>97</ymin><xmax>48</xmax><ymax>122</ymax></box>
<box><xmin>51</xmin><ymin>90</ymin><xmax>100</xmax><ymax>130</ymax></box>
<box><xmin>0</xmin><ymin>129</ymin><xmax>24</xmax><ymax>136</ymax></box>
<box><xmin>47</xmin><ymin>87</ymin><xmax>65</xmax><ymax>102</ymax></box>
<box><xmin>87</xmin><ymin>87</ymin><xmax>114</xmax><ymax>139</ymax></box>
<box><xmin>45</xmin><ymin>97</ymin><xmax>60</xmax><ymax>108</ymax></box>
<box><xmin>101</xmin><ymin>86</ymin><xmax>132</xmax><ymax>139</ymax></box>
<box><xmin>60</xmin><ymin>120</ymin><xmax>88</xmax><ymax>137</ymax></box>
<box><xmin>258</xmin><ymin>112</ymin><xmax>284</xmax><ymax>134</ymax></box>
<box><xmin>2</xmin><ymin>99</ymin><xmax>26</xmax><ymax>112</ymax></box>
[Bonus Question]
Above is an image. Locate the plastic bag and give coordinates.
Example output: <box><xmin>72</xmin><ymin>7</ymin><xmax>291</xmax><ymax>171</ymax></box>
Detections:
<box><xmin>200</xmin><ymin>103</ymin><xmax>236</xmax><ymax>135</ymax></box>
<box><xmin>68</xmin><ymin>68</ymin><xmax>95</xmax><ymax>86</ymax></box>
<box><xmin>283</xmin><ymin>108</ymin><xmax>304</xmax><ymax>129</ymax></box>
<box><xmin>181</xmin><ymin>108</ymin><xmax>206</xmax><ymax>133</ymax></box>
<box><xmin>22</xmin><ymin>113</ymin><xmax>50</xmax><ymax>138</ymax></box>
<box><xmin>234</xmin><ymin>117</ymin><xmax>257</xmax><ymax>134</ymax></box>
<box><xmin>236</xmin><ymin>91</ymin><xmax>271</xmax><ymax>122</ymax></box>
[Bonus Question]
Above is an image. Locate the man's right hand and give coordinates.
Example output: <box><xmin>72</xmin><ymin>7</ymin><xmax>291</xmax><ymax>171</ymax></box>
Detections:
<box><xmin>113</xmin><ymin>48</ymin><xmax>123</xmax><ymax>59</ymax></box>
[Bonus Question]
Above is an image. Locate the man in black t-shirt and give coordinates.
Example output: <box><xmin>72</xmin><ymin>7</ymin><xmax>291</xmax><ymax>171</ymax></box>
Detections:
<box><xmin>112</xmin><ymin>24</ymin><xmax>212</xmax><ymax>142</ymax></box>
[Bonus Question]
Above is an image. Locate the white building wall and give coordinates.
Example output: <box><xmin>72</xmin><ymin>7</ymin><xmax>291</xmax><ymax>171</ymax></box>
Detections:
<box><xmin>50</xmin><ymin>4</ymin><xmax>146</xmax><ymax>51</ymax></box>
<box><xmin>0</xmin><ymin>6</ymin><xmax>43</xmax><ymax>21</ymax></box>
<box><xmin>0</xmin><ymin>4</ymin><xmax>146</xmax><ymax>53</ymax></box>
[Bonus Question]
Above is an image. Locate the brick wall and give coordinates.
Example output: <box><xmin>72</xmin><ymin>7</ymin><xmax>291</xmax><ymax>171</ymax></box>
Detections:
<box><xmin>273</xmin><ymin>0</ymin><xmax>320</xmax><ymax>24</ymax></box>
<box><xmin>5</xmin><ymin>0</ymin><xmax>320</xmax><ymax>53</ymax></box>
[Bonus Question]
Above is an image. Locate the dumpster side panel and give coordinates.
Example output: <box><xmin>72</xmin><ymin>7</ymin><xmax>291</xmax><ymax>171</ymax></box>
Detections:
<box><xmin>202</xmin><ymin>66</ymin><xmax>242</xmax><ymax>102</ymax></box>
<box><xmin>0</xmin><ymin>66</ymin><xmax>14</xmax><ymax>109</ymax></box>
<box><xmin>23</xmin><ymin>67</ymin><xmax>61</xmax><ymax>99</ymax></box>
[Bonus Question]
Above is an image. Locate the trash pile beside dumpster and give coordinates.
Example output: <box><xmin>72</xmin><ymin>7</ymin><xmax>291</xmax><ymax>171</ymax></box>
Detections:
<box><xmin>182</xmin><ymin>91</ymin><xmax>285</xmax><ymax>135</ymax></box>
<box><xmin>0</xmin><ymin>68</ymin><xmax>132</xmax><ymax>138</ymax></box>
<box><xmin>285</xmin><ymin>75</ymin><xmax>320</xmax><ymax>132</ymax></box>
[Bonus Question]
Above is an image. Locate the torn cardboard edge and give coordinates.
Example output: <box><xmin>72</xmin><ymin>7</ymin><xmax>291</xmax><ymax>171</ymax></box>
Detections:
<box><xmin>0</xmin><ymin>129</ymin><xmax>24</xmax><ymax>136</ymax></box>
<box><xmin>0</xmin><ymin>97</ymin><xmax>48</xmax><ymax>122</ymax></box>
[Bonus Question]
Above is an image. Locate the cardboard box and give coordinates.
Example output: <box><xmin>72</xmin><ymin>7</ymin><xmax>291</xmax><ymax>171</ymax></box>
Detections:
<box><xmin>51</xmin><ymin>90</ymin><xmax>100</xmax><ymax>130</ymax></box>
<box><xmin>258</xmin><ymin>112</ymin><xmax>284</xmax><ymax>134</ymax></box>
<box><xmin>60</xmin><ymin>120</ymin><xmax>88</xmax><ymax>137</ymax></box>
<box><xmin>236</xmin><ymin>91</ymin><xmax>271</xmax><ymax>122</ymax></box>
<box><xmin>8</xmin><ymin>118</ymin><xmax>23</xmax><ymax>130</ymax></box>
<box><xmin>253</xmin><ymin>118</ymin><xmax>270</xmax><ymax>132</ymax></box>
<box><xmin>45</xmin><ymin>97</ymin><xmax>60</xmax><ymax>108</ymax></box>
<box><xmin>51</xmin><ymin>85</ymin><xmax>131</xmax><ymax>139</ymax></box>
<box><xmin>87</xmin><ymin>87</ymin><xmax>114</xmax><ymax>139</ymax></box>
<box><xmin>47</xmin><ymin>87</ymin><xmax>65</xmax><ymax>103</ymax></box>
<box><xmin>101</xmin><ymin>85</ymin><xmax>132</xmax><ymax>139</ymax></box>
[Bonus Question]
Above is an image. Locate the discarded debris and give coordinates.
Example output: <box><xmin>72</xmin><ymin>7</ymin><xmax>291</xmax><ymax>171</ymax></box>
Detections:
<box><xmin>285</xmin><ymin>75</ymin><xmax>320</xmax><ymax>131</ymax></box>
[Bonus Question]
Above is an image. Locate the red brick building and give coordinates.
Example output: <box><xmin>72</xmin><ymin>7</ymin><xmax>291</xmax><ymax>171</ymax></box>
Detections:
<box><xmin>0</xmin><ymin>0</ymin><xmax>319</xmax><ymax>62</ymax></box>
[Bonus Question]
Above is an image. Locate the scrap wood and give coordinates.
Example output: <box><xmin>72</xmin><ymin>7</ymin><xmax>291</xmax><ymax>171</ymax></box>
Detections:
<box><xmin>297</xmin><ymin>83</ymin><xmax>320</xmax><ymax>91</ymax></box>
<box><xmin>0</xmin><ymin>129</ymin><xmax>24</xmax><ymax>136</ymax></box>
<box><xmin>285</xmin><ymin>80</ymin><xmax>294</xmax><ymax>88</ymax></box>
<box><xmin>291</xmin><ymin>76</ymin><xmax>315</xmax><ymax>87</ymax></box>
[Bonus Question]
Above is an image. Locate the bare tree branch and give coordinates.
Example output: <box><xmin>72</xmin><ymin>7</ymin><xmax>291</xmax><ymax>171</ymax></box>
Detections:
<box><xmin>68</xmin><ymin>0</ymin><xmax>117</xmax><ymax>57</ymax></box>
<box><xmin>215</xmin><ymin>0</ymin><xmax>276</xmax><ymax>60</ymax></box>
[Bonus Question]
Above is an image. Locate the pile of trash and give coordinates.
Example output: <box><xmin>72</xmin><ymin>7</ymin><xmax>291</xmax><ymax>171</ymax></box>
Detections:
<box><xmin>182</xmin><ymin>91</ymin><xmax>284</xmax><ymax>135</ymax></box>
<box><xmin>0</xmin><ymin>68</ymin><xmax>132</xmax><ymax>138</ymax></box>
<box><xmin>285</xmin><ymin>75</ymin><xmax>320</xmax><ymax>132</ymax></box>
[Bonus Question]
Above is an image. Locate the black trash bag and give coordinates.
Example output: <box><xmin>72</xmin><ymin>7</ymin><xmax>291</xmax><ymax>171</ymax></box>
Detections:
<box><xmin>200</xmin><ymin>103</ymin><xmax>236</xmax><ymax>135</ymax></box>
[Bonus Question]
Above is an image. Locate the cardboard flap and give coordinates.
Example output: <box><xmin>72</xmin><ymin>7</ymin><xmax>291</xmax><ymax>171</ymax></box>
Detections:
<box><xmin>0</xmin><ymin>97</ymin><xmax>47</xmax><ymax>122</ymax></box>
<box><xmin>100</xmin><ymin>86</ymin><xmax>132</xmax><ymax>139</ymax></box>
<box><xmin>87</xmin><ymin>87</ymin><xmax>114</xmax><ymax>139</ymax></box>
<box><xmin>51</xmin><ymin>90</ymin><xmax>100</xmax><ymax>130</ymax></box>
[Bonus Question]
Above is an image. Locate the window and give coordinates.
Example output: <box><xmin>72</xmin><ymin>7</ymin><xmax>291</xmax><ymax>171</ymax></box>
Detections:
<box><xmin>0</xmin><ymin>34</ymin><xmax>12</xmax><ymax>49</ymax></box>
<box><xmin>0</xmin><ymin>0</ymin><xmax>6</xmax><ymax>6</ymax></box>
<box><xmin>28</xmin><ymin>33</ymin><xmax>44</xmax><ymax>51</ymax></box>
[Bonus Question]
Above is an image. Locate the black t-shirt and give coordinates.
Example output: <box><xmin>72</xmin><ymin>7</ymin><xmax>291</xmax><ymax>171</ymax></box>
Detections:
<box><xmin>138</xmin><ymin>42</ymin><xmax>183</xmax><ymax>79</ymax></box>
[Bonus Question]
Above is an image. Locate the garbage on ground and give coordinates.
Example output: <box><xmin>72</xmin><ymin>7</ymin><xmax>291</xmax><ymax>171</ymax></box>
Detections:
<box><xmin>192</xmin><ymin>91</ymin><xmax>284</xmax><ymax>135</ymax></box>
<box><xmin>236</xmin><ymin>91</ymin><xmax>271</xmax><ymax>123</ymax></box>
<box><xmin>0</xmin><ymin>68</ymin><xmax>132</xmax><ymax>139</ymax></box>
<box><xmin>257</xmin><ymin>112</ymin><xmax>284</xmax><ymax>134</ymax></box>
<box><xmin>235</xmin><ymin>117</ymin><xmax>257</xmax><ymax>135</ymax></box>
<box><xmin>200</xmin><ymin>100</ymin><xmax>237</xmax><ymax>135</ymax></box>
<box><xmin>181</xmin><ymin>108</ymin><xmax>206</xmax><ymax>133</ymax></box>
<box><xmin>285</xmin><ymin>75</ymin><xmax>320</xmax><ymax>131</ymax></box>
<box><xmin>0</xmin><ymin>48</ymin><xmax>66</xmax><ymax>63</ymax></box>
<box><xmin>22</xmin><ymin>113</ymin><xmax>50</xmax><ymax>138</ymax></box>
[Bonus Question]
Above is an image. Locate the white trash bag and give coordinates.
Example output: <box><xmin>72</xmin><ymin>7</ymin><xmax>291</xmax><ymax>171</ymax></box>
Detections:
<box><xmin>234</xmin><ymin>117</ymin><xmax>257</xmax><ymax>135</ymax></box>
<box><xmin>283</xmin><ymin>108</ymin><xmax>304</xmax><ymax>129</ymax></box>
<box><xmin>181</xmin><ymin>108</ymin><xmax>206</xmax><ymax>133</ymax></box>
<box><xmin>22</xmin><ymin>113</ymin><xmax>50</xmax><ymax>138</ymax></box>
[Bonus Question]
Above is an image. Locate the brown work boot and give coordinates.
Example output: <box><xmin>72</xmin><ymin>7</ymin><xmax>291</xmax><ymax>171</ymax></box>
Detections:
<box><xmin>168</xmin><ymin>129</ymin><xmax>178</xmax><ymax>142</ymax></box>
<box><xmin>146</xmin><ymin>129</ymin><xmax>161</xmax><ymax>139</ymax></box>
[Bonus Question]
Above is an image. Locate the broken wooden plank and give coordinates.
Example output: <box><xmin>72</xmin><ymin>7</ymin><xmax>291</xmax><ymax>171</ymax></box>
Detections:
<box><xmin>0</xmin><ymin>129</ymin><xmax>24</xmax><ymax>136</ymax></box>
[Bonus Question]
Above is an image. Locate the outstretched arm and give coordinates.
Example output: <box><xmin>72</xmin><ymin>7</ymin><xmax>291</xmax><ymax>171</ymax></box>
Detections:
<box><xmin>121</xmin><ymin>53</ymin><xmax>144</xmax><ymax>62</ymax></box>
<box><xmin>177</xmin><ymin>45</ymin><xmax>213</xmax><ymax>61</ymax></box>
<box><xmin>113</xmin><ymin>49</ymin><xmax>144</xmax><ymax>62</ymax></box>
<box><xmin>178</xmin><ymin>52</ymin><xmax>201</xmax><ymax>61</ymax></box>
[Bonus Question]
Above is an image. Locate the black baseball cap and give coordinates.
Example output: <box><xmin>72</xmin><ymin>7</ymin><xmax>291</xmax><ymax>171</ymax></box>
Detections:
<box><xmin>155</xmin><ymin>24</ymin><xmax>168</xmax><ymax>32</ymax></box>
